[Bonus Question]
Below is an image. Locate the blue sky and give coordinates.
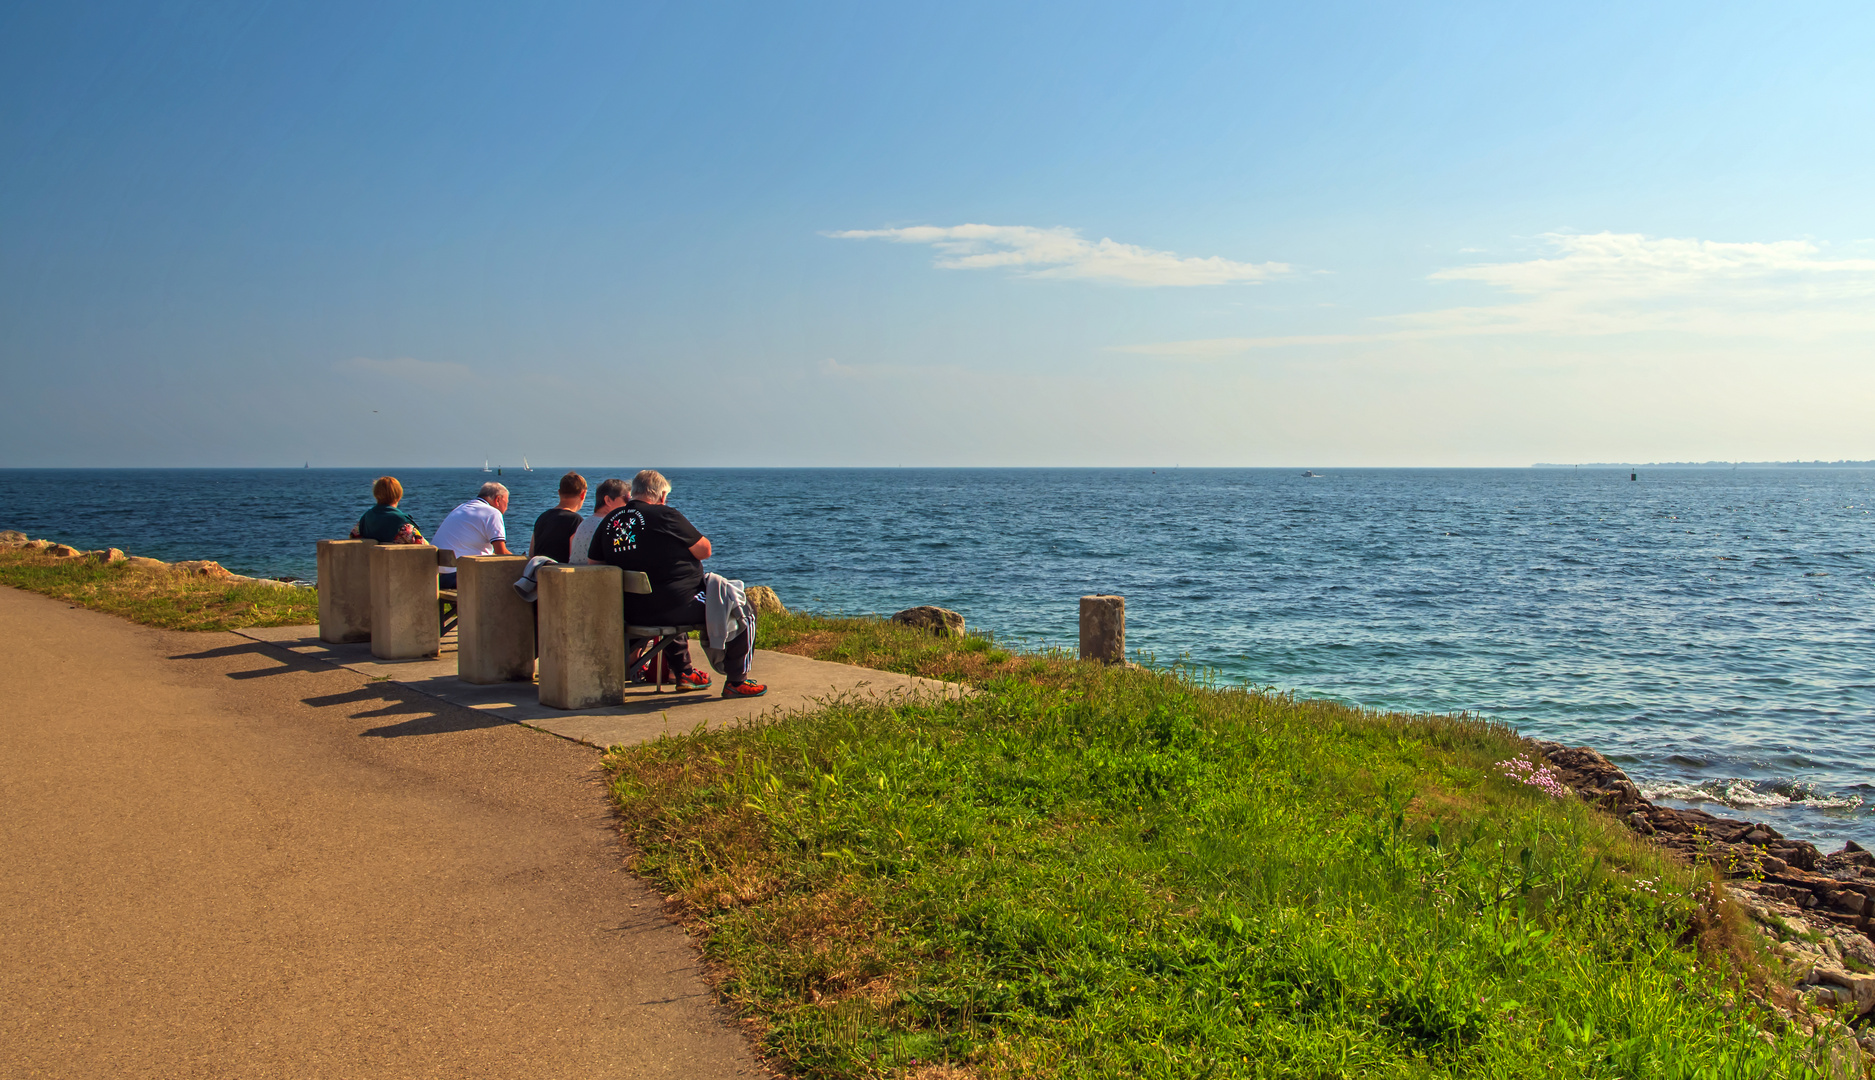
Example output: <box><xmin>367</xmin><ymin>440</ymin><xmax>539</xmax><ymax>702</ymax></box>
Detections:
<box><xmin>3</xmin><ymin>1</ymin><xmax>1872</xmax><ymax>466</ymax></box>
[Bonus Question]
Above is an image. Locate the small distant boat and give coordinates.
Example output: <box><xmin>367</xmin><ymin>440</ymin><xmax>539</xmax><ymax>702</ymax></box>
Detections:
<box><xmin>1301</xmin><ymin>470</ymin><xmax>1320</xmax><ymax>478</ymax></box>
<box><xmin>483</xmin><ymin>460</ymin><xmax>492</xmax><ymax>473</ymax></box>
<box><xmin>522</xmin><ymin>457</ymin><xmax>532</xmax><ymax>472</ymax></box>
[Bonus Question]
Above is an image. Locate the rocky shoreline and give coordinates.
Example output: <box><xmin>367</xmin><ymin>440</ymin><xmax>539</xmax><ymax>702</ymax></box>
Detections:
<box><xmin>1539</xmin><ymin>741</ymin><xmax>1875</xmax><ymax>1051</ymax></box>
<box><xmin>0</xmin><ymin>530</ymin><xmax>301</xmax><ymax>588</ymax></box>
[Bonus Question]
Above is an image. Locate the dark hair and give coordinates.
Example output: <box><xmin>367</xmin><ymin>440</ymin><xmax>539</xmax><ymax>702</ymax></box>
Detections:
<box><xmin>595</xmin><ymin>477</ymin><xmax>629</xmax><ymax>504</ymax></box>
<box><xmin>558</xmin><ymin>471</ymin><xmax>587</xmax><ymax>497</ymax></box>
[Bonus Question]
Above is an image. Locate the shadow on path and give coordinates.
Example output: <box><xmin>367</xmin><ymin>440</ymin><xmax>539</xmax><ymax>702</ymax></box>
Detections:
<box><xmin>169</xmin><ymin>639</ymin><xmax>333</xmax><ymax>680</ymax></box>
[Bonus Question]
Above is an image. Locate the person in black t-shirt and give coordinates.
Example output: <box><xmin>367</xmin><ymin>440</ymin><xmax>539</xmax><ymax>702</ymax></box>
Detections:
<box><xmin>589</xmin><ymin>469</ymin><xmax>765</xmax><ymax>698</ymax></box>
<box><xmin>528</xmin><ymin>472</ymin><xmax>588</xmax><ymax>563</ymax></box>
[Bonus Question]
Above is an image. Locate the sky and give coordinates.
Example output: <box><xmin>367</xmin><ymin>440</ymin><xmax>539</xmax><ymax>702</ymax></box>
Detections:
<box><xmin>2</xmin><ymin>1</ymin><xmax>1873</xmax><ymax>467</ymax></box>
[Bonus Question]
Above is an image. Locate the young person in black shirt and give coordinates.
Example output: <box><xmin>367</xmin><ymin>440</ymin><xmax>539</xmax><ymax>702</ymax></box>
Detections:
<box><xmin>589</xmin><ymin>469</ymin><xmax>765</xmax><ymax>698</ymax></box>
<box><xmin>528</xmin><ymin>472</ymin><xmax>588</xmax><ymax>562</ymax></box>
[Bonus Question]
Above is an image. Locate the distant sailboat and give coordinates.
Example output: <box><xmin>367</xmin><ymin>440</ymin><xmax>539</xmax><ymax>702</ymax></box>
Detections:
<box><xmin>522</xmin><ymin>457</ymin><xmax>532</xmax><ymax>472</ymax></box>
<box><xmin>483</xmin><ymin>460</ymin><xmax>492</xmax><ymax>473</ymax></box>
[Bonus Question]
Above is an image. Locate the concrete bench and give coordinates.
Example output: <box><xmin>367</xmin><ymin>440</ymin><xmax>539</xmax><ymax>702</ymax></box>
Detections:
<box><xmin>621</xmin><ymin>570</ymin><xmax>705</xmax><ymax>693</ymax></box>
<box><xmin>317</xmin><ymin>539</ymin><xmax>377</xmax><ymax>643</ymax></box>
<box><xmin>454</xmin><ymin>555</ymin><xmax>533</xmax><ymax>684</ymax></box>
<box><xmin>536</xmin><ymin>565</ymin><xmax>625</xmax><ymax>710</ymax></box>
<box><xmin>369</xmin><ymin>545</ymin><xmax>456</xmax><ymax>660</ymax></box>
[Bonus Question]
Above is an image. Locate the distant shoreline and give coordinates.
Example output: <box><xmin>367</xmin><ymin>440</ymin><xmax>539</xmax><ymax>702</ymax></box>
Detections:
<box><xmin>1532</xmin><ymin>459</ymin><xmax>1875</xmax><ymax>469</ymax></box>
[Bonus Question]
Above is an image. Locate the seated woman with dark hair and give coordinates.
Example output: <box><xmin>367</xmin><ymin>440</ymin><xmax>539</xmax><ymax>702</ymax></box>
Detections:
<box><xmin>351</xmin><ymin>476</ymin><xmax>425</xmax><ymax>545</ymax></box>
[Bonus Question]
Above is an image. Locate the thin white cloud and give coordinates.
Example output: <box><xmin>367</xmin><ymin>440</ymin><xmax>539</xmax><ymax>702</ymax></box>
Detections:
<box><xmin>1116</xmin><ymin>232</ymin><xmax>1875</xmax><ymax>357</ymax></box>
<box><xmin>829</xmin><ymin>224</ymin><xmax>1287</xmax><ymax>287</ymax></box>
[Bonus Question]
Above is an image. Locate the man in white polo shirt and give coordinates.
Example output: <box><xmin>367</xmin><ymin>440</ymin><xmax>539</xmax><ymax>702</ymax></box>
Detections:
<box><xmin>432</xmin><ymin>482</ymin><xmax>512</xmax><ymax>587</ymax></box>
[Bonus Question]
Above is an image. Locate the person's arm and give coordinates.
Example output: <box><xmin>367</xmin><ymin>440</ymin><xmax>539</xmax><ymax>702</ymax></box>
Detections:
<box><xmin>486</xmin><ymin>506</ymin><xmax>511</xmax><ymax>557</ymax></box>
<box><xmin>662</xmin><ymin>506</ymin><xmax>710</xmax><ymax>560</ymax></box>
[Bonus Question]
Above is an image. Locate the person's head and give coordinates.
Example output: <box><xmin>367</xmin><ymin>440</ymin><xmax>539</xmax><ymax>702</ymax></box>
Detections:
<box><xmin>558</xmin><ymin>471</ymin><xmax>587</xmax><ymax>506</ymax></box>
<box><xmin>371</xmin><ymin>476</ymin><xmax>403</xmax><ymax>507</ymax></box>
<box><xmin>478</xmin><ymin>481</ymin><xmax>510</xmax><ymax>513</ymax></box>
<box><xmin>594</xmin><ymin>477</ymin><xmax>629</xmax><ymax>513</ymax></box>
<box><xmin>630</xmin><ymin>469</ymin><xmax>671</xmax><ymax>505</ymax></box>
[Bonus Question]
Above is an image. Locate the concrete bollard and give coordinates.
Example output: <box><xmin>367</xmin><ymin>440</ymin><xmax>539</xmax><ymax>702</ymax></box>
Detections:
<box><xmin>1079</xmin><ymin>595</ymin><xmax>1125</xmax><ymax>665</ymax></box>
<box><xmin>370</xmin><ymin>544</ymin><xmax>442</xmax><ymax>660</ymax></box>
<box><xmin>317</xmin><ymin>539</ymin><xmax>376</xmax><ymax>643</ymax></box>
<box><xmin>537</xmin><ymin>565</ymin><xmax>625</xmax><ymax>710</ymax></box>
<box><xmin>456</xmin><ymin>555</ymin><xmax>534</xmax><ymax>684</ymax></box>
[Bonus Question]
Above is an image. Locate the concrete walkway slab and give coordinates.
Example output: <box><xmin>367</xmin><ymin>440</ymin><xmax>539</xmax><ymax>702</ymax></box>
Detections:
<box><xmin>234</xmin><ymin>625</ymin><xmax>965</xmax><ymax>749</ymax></box>
<box><xmin>0</xmin><ymin>585</ymin><xmax>762</xmax><ymax>1079</ymax></box>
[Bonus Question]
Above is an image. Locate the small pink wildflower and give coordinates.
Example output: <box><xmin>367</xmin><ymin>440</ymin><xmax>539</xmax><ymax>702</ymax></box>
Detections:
<box><xmin>1496</xmin><ymin>755</ymin><xmax>1572</xmax><ymax>799</ymax></box>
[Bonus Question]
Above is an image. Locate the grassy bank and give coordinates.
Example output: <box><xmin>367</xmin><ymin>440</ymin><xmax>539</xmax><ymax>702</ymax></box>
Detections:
<box><xmin>609</xmin><ymin>617</ymin><xmax>1812</xmax><ymax>1079</ymax></box>
<box><xmin>0</xmin><ymin>549</ymin><xmax>317</xmax><ymax>631</ymax></box>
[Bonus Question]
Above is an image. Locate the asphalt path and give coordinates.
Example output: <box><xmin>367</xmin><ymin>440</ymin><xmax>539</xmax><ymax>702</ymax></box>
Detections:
<box><xmin>0</xmin><ymin>586</ymin><xmax>761</xmax><ymax>1079</ymax></box>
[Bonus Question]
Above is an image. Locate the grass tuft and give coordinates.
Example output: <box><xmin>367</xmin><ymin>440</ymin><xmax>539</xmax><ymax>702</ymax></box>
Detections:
<box><xmin>0</xmin><ymin>549</ymin><xmax>317</xmax><ymax>631</ymax></box>
<box><xmin>610</xmin><ymin>615</ymin><xmax>1812</xmax><ymax>1078</ymax></box>
<box><xmin>757</xmin><ymin>610</ymin><xmax>1062</xmax><ymax>687</ymax></box>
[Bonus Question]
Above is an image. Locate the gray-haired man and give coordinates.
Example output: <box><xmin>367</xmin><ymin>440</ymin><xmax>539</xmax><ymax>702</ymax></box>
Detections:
<box><xmin>433</xmin><ymin>481</ymin><xmax>512</xmax><ymax>588</ymax></box>
<box><xmin>590</xmin><ymin>469</ymin><xmax>765</xmax><ymax>698</ymax></box>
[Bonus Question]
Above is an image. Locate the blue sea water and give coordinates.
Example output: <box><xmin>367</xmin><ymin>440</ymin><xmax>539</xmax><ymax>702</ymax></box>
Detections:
<box><xmin>4</xmin><ymin>466</ymin><xmax>1871</xmax><ymax>848</ymax></box>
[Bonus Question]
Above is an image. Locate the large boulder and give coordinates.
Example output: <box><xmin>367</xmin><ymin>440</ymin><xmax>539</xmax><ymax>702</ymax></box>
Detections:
<box><xmin>892</xmin><ymin>605</ymin><xmax>965</xmax><ymax>638</ymax></box>
<box><xmin>0</xmin><ymin>530</ymin><xmax>26</xmax><ymax>543</ymax></box>
<box><xmin>88</xmin><ymin>548</ymin><xmax>127</xmax><ymax>564</ymax></box>
<box><xmin>44</xmin><ymin>543</ymin><xmax>82</xmax><ymax>558</ymax></box>
<box><xmin>124</xmin><ymin>556</ymin><xmax>168</xmax><ymax>570</ymax></box>
<box><xmin>172</xmin><ymin>560</ymin><xmax>235</xmax><ymax>579</ymax></box>
<box><xmin>746</xmin><ymin>585</ymin><xmax>786</xmax><ymax>615</ymax></box>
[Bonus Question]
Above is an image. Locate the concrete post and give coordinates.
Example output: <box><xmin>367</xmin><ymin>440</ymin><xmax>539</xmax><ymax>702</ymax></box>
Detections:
<box><xmin>370</xmin><ymin>544</ymin><xmax>441</xmax><ymax>660</ymax></box>
<box><xmin>316</xmin><ymin>539</ymin><xmax>376</xmax><ymax>643</ymax></box>
<box><xmin>457</xmin><ymin>555</ymin><xmax>534</xmax><ymax>684</ymax></box>
<box><xmin>1079</xmin><ymin>595</ymin><xmax>1125</xmax><ymax>665</ymax></box>
<box><xmin>537</xmin><ymin>565</ymin><xmax>625</xmax><ymax>710</ymax></box>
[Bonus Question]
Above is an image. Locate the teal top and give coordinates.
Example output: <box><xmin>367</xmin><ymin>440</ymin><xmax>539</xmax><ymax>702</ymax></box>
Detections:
<box><xmin>354</xmin><ymin>504</ymin><xmax>422</xmax><ymax>544</ymax></box>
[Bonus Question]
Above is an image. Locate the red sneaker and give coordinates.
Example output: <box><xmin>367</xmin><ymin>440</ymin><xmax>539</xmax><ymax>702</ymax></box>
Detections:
<box><xmin>675</xmin><ymin>668</ymin><xmax>712</xmax><ymax>692</ymax></box>
<box><xmin>722</xmin><ymin>681</ymin><xmax>767</xmax><ymax>699</ymax></box>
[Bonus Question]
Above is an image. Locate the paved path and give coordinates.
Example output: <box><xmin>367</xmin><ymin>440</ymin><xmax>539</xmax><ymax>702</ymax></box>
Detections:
<box><xmin>0</xmin><ymin>586</ymin><xmax>764</xmax><ymax>1079</ymax></box>
<box><xmin>236</xmin><ymin>626</ymin><xmax>964</xmax><ymax>749</ymax></box>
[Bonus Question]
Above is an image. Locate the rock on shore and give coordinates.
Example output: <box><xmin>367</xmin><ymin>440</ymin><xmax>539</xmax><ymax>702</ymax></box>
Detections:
<box><xmin>892</xmin><ymin>605</ymin><xmax>965</xmax><ymax>638</ymax></box>
<box><xmin>1539</xmin><ymin>741</ymin><xmax>1875</xmax><ymax>1034</ymax></box>
<box><xmin>1</xmin><ymin>535</ymin><xmax>295</xmax><ymax>587</ymax></box>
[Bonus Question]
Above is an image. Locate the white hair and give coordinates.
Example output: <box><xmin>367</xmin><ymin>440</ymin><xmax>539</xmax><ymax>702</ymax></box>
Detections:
<box><xmin>478</xmin><ymin>482</ymin><xmax>509</xmax><ymax>502</ymax></box>
<box><xmin>630</xmin><ymin>470</ymin><xmax>671</xmax><ymax>500</ymax></box>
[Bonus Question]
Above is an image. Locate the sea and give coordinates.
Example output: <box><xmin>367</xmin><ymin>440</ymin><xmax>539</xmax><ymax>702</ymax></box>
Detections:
<box><xmin>4</xmin><ymin>466</ymin><xmax>1870</xmax><ymax>849</ymax></box>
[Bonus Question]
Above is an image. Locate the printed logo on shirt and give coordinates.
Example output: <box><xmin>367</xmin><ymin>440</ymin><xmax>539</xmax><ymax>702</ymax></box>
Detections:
<box><xmin>603</xmin><ymin>508</ymin><xmax>645</xmax><ymax>554</ymax></box>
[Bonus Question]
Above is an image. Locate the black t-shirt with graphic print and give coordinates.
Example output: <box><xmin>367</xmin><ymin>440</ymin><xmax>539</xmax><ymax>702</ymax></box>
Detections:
<box><xmin>589</xmin><ymin>500</ymin><xmax>705</xmax><ymax>621</ymax></box>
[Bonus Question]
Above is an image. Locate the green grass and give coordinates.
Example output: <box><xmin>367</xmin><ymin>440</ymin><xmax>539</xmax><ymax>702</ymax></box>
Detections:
<box><xmin>0</xmin><ymin>550</ymin><xmax>317</xmax><ymax>631</ymax></box>
<box><xmin>607</xmin><ymin>622</ymin><xmax>1815</xmax><ymax>1079</ymax></box>
<box><xmin>757</xmin><ymin>609</ymin><xmax>1061</xmax><ymax>687</ymax></box>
